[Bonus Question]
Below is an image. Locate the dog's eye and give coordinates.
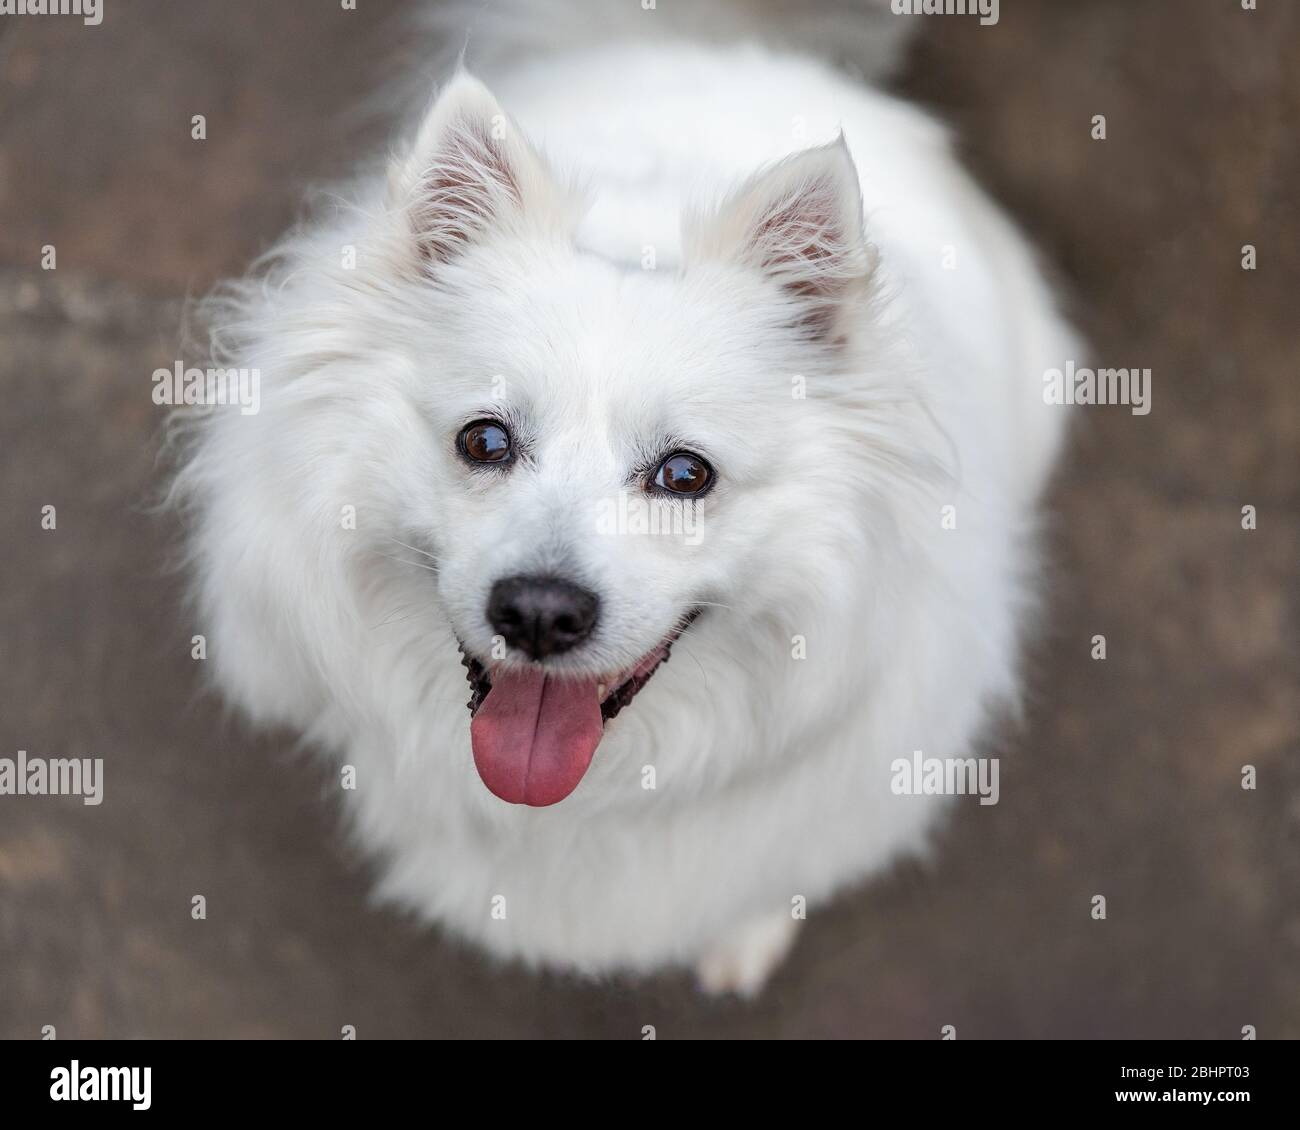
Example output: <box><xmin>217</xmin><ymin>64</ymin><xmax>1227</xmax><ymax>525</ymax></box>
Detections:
<box><xmin>652</xmin><ymin>452</ymin><xmax>713</xmax><ymax>496</ymax></box>
<box><xmin>458</xmin><ymin>419</ymin><xmax>512</xmax><ymax>464</ymax></box>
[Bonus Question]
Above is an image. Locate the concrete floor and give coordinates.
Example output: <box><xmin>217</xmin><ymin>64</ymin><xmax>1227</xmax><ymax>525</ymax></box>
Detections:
<box><xmin>0</xmin><ymin>1</ymin><xmax>1295</xmax><ymax>1038</ymax></box>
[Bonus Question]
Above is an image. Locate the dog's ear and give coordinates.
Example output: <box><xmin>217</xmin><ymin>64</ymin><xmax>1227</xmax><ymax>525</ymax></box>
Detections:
<box><xmin>389</xmin><ymin>71</ymin><xmax>573</xmax><ymax>265</ymax></box>
<box><xmin>685</xmin><ymin>137</ymin><xmax>874</xmax><ymax>341</ymax></box>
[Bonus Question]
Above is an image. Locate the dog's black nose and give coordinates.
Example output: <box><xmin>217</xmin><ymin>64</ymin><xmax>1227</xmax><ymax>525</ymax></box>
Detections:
<box><xmin>487</xmin><ymin>575</ymin><xmax>599</xmax><ymax>660</ymax></box>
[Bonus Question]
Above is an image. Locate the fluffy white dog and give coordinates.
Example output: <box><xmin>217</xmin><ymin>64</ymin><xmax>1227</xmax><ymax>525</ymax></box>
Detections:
<box><xmin>173</xmin><ymin>0</ymin><xmax>1076</xmax><ymax>994</ymax></box>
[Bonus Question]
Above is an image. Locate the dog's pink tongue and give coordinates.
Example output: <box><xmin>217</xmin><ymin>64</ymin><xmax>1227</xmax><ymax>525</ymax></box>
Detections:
<box><xmin>470</xmin><ymin>668</ymin><xmax>604</xmax><ymax>806</ymax></box>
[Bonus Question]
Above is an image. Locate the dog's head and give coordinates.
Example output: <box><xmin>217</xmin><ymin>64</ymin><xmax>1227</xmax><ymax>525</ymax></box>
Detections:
<box><xmin>190</xmin><ymin>72</ymin><xmax>926</xmax><ymax>809</ymax></box>
<box><xmin>373</xmin><ymin>74</ymin><xmax>892</xmax><ymax>805</ymax></box>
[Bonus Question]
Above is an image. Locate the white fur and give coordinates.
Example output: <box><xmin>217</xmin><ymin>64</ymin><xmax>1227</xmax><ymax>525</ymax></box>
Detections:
<box><xmin>172</xmin><ymin>1</ymin><xmax>1077</xmax><ymax>991</ymax></box>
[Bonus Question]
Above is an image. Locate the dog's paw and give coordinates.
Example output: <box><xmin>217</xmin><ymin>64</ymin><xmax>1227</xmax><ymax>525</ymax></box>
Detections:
<box><xmin>695</xmin><ymin>912</ymin><xmax>802</xmax><ymax>998</ymax></box>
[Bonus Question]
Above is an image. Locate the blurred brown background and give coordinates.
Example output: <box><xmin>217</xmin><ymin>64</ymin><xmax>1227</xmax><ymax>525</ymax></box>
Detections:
<box><xmin>0</xmin><ymin>0</ymin><xmax>1296</xmax><ymax>1038</ymax></box>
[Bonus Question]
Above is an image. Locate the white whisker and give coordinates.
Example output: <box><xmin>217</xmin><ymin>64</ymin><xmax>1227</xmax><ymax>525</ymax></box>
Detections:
<box><xmin>388</xmin><ymin>537</ymin><xmax>439</xmax><ymax>562</ymax></box>
<box><xmin>374</xmin><ymin>551</ymin><xmax>439</xmax><ymax>575</ymax></box>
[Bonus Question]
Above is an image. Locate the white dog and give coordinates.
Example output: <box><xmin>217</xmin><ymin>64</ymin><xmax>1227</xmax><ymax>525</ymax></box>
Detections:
<box><xmin>173</xmin><ymin>0</ymin><xmax>1077</xmax><ymax>995</ymax></box>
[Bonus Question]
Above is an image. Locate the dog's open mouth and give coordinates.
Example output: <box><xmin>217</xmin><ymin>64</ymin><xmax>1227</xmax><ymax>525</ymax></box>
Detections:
<box><xmin>459</xmin><ymin>611</ymin><xmax>699</xmax><ymax>807</ymax></box>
